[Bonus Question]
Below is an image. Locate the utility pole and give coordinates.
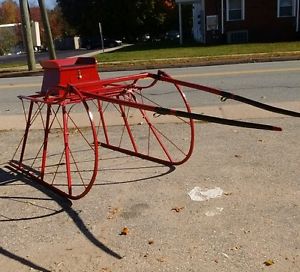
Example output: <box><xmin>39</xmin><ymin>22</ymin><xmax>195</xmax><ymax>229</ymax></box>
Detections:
<box><xmin>178</xmin><ymin>3</ymin><xmax>183</xmax><ymax>45</ymax></box>
<box><xmin>19</xmin><ymin>0</ymin><xmax>36</xmax><ymax>71</ymax></box>
<box><xmin>98</xmin><ymin>22</ymin><xmax>104</xmax><ymax>53</ymax></box>
<box><xmin>38</xmin><ymin>0</ymin><xmax>56</xmax><ymax>59</ymax></box>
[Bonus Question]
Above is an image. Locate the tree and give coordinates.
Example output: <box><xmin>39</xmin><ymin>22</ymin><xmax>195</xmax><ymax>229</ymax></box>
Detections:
<box><xmin>56</xmin><ymin>0</ymin><xmax>177</xmax><ymax>40</ymax></box>
<box><xmin>134</xmin><ymin>0</ymin><xmax>177</xmax><ymax>37</ymax></box>
<box><xmin>49</xmin><ymin>6</ymin><xmax>76</xmax><ymax>38</ymax></box>
<box><xmin>56</xmin><ymin>0</ymin><xmax>103</xmax><ymax>36</ymax></box>
<box><xmin>0</xmin><ymin>0</ymin><xmax>21</xmax><ymax>55</ymax></box>
<box><xmin>26</xmin><ymin>2</ymin><xmax>75</xmax><ymax>47</ymax></box>
<box><xmin>0</xmin><ymin>0</ymin><xmax>20</xmax><ymax>23</ymax></box>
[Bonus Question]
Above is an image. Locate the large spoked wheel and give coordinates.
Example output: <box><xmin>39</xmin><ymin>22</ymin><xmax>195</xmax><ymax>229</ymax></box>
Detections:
<box><xmin>11</xmin><ymin>97</ymin><xmax>99</xmax><ymax>200</ymax></box>
<box><xmin>90</xmin><ymin>77</ymin><xmax>195</xmax><ymax>165</ymax></box>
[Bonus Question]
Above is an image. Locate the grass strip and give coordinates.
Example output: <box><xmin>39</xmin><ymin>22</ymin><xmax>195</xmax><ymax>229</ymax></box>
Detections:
<box><xmin>97</xmin><ymin>41</ymin><xmax>300</xmax><ymax>63</ymax></box>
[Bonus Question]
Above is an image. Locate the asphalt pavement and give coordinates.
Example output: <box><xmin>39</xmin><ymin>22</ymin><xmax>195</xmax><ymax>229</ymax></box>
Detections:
<box><xmin>0</xmin><ymin>116</ymin><xmax>299</xmax><ymax>271</ymax></box>
<box><xmin>0</xmin><ymin>45</ymin><xmax>126</xmax><ymax>76</ymax></box>
<box><xmin>0</xmin><ymin>55</ymin><xmax>299</xmax><ymax>271</ymax></box>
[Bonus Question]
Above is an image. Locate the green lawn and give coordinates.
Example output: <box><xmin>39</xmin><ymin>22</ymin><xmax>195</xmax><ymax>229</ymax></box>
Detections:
<box><xmin>1</xmin><ymin>41</ymin><xmax>300</xmax><ymax>70</ymax></box>
<box><xmin>0</xmin><ymin>61</ymin><xmax>27</xmax><ymax>69</ymax></box>
<box><xmin>96</xmin><ymin>41</ymin><xmax>300</xmax><ymax>63</ymax></box>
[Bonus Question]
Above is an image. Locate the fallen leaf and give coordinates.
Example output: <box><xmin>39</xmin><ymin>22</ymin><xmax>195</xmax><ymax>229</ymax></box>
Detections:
<box><xmin>264</xmin><ymin>259</ymin><xmax>274</xmax><ymax>266</ymax></box>
<box><xmin>171</xmin><ymin>207</ymin><xmax>184</xmax><ymax>213</ymax></box>
<box><xmin>230</xmin><ymin>245</ymin><xmax>242</xmax><ymax>251</ymax></box>
<box><xmin>120</xmin><ymin>227</ymin><xmax>129</xmax><ymax>236</ymax></box>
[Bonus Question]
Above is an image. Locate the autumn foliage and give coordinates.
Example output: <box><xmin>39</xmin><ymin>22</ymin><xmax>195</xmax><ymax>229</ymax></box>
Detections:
<box><xmin>0</xmin><ymin>0</ymin><xmax>71</xmax><ymax>54</ymax></box>
<box><xmin>0</xmin><ymin>0</ymin><xmax>20</xmax><ymax>24</ymax></box>
<box><xmin>57</xmin><ymin>0</ymin><xmax>178</xmax><ymax>40</ymax></box>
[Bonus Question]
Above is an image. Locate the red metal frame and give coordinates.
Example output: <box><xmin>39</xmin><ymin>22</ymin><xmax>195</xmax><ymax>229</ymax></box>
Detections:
<box><xmin>9</xmin><ymin>57</ymin><xmax>300</xmax><ymax>200</ymax></box>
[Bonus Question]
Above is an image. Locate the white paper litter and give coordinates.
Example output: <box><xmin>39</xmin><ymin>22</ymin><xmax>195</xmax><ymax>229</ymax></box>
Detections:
<box><xmin>188</xmin><ymin>186</ymin><xmax>223</xmax><ymax>201</ymax></box>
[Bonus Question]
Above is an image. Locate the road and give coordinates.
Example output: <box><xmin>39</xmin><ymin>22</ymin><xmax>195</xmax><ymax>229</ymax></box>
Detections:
<box><xmin>0</xmin><ymin>60</ymin><xmax>299</xmax><ymax>118</ymax></box>
<box><xmin>0</xmin><ymin>49</ymin><xmax>100</xmax><ymax>66</ymax></box>
<box><xmin>104</xmin><ymin>60</ymin><xmax>300</xmax><ymax>107</ymax></box>
<box><xmin>0</xmin><ymin>45</ymin><xmax>128</xmax><ymax>67</ymax></box>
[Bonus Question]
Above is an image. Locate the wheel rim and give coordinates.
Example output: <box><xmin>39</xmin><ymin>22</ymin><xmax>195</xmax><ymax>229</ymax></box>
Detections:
<box><xmin>86</xmin><ymin>77</ymin><xmax>195</xmax><ymax>165</ymax></box>
<box><xmin>12</xmin><ymin>98</ymin><xmax>99</xmax><ymax>199</ymax></box>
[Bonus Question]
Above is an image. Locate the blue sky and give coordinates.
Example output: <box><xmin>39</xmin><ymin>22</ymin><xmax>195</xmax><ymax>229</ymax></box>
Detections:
<box><xmin>0</xmin><ymin>0</ymin><xmax>57</xmax><ymax>9</ymax></box>
<box><xmin>30</xmin><ymin>0</ymin><xmax>57</xmax><ymax>9</ymax></box>
<box><xmin>43</xmin><ymin>0</ymin><xmax>57</xmax><ymax>9</ymax></box>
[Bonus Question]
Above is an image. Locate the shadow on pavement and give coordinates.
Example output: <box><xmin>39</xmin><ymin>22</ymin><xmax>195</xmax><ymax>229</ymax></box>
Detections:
<box><xmin>0</xmin><ymin>247</ymin><xmax>51</xmax><ymax>272</ymax></box>
<box><xmin>0</xmin><ymin>156</ymin><xmax>176</xmax><ymax>269</ymax></box>
<box><xmin>0</xmin><ymin>166</ymin><xmax>123</xmax><ymax>266</ymax></box>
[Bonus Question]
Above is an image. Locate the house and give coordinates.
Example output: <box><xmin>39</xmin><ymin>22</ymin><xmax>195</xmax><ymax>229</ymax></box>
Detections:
<box><xmin>175</xmin><ymin>0</ymin><xmax>300</xmax><ymax>44</ymax></box>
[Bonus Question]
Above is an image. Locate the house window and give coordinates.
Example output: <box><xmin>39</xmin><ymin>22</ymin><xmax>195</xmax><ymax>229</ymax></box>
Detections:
<box><xmin>226</xmin><ymin>0</ymin><xmax>245</xmax><ymax>21</ymax></box>
<box><xmin>278</xmin><ymin>0</ymin><xmax>296</xmax><ymax>17</ymax></box>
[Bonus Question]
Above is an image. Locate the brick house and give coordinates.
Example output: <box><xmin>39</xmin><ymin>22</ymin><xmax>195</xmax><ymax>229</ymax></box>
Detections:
<box><xmin>175</xmin><ymin>0</ymin><xmax>300</xmax><ymax>44</ymax></box>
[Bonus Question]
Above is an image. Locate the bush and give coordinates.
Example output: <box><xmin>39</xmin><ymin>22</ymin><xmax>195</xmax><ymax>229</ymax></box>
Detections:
<box><xmin>0</xmin><ymin>28</ymin><xmax>18</xmax><ymax>55</ymax></box>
